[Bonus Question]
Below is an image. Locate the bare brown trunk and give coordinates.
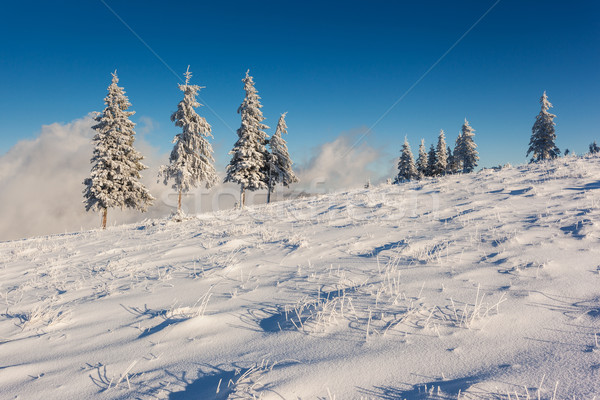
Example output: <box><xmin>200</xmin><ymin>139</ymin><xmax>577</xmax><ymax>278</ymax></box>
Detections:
<box><xmin>178</xmin><ymin>189</ymin><xmax>182</xmax><ymax>213</ymax></box>
<box><xmin>101</xmin><ymin>208</ymin><xmax>107</xmax><ymax>230</ymax></box>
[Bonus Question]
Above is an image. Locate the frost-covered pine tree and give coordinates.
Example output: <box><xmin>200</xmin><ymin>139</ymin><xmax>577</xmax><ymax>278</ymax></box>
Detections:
<box><xmin>415</xmin><ymin>139</ymin><xmax>428</xmax><ymax>179</ymax></box>
<box><xmin>426</xmin><ymin>144</ymin><xmax>437</xmax><ymax>177</ymax></box>
<box><xmin>433</xmin><ymin>129</ymin><xmax>448</xmax><ymax>176</ymax></box>
<box><xmin>527</xmin><ymin>91</ymin><xmax>560</xmax><ymax>162</ymax></box>
<box><xmin>395</xmin><ymin>137</ymin><xmax>419</xmax><ymax>183</ymax></box>
<box><xmin>224</xmin><ymin>70</ymin><xmax>270</xmax><ymax>207</ymax></box>
<box><xmin>267</xmin><ymin>112</ymin><xmax>298</xmax><ymax>203</ymax></box>
<box><xmin>159</xmin><ymin>66</ymin><xmax>217</xmax><ymax>215</ymax></box>
<box><xmin>446</xmin><ymin>145</ymin><xmax>457</xmax><ymax>174</ymax></box>
<box><xmin>83</xmin><ymin>71</ymin><xmax>154</xmax><ymax>229</ymax></box>
<box><xmin>589</xmin><ymin>141</ymin><xmax>599</xmax><ymax>154</ymax></box>
<box><xmin>457</xmin><ymin>119</ymin><xmax>479</xmax><ymax>173</ymax></box>
<box><xmin>453</xmin><ymin>132</ymin><xmax>463</xmax><ymax>172</ymax></box>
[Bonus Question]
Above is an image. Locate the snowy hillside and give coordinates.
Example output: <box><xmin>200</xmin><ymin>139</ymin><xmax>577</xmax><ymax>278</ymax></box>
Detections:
<box><xmin>1</xmin><ymin>156</ymin><xmax>600</xmax><ymax>399</ymax></box>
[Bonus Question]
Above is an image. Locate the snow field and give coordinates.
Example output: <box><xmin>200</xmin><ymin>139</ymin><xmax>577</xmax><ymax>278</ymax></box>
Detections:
<box><xmin>1</xmin><ymin>155</ymin><xmax>600</xmax><ymax>399</ymax></box>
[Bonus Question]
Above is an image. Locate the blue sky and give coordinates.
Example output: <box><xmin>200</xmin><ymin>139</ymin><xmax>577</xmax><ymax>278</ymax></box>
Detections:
<box><xmin>1</xmin><ymin>0</ymin><xmax>599</xmax><ymax>170</ymax></box>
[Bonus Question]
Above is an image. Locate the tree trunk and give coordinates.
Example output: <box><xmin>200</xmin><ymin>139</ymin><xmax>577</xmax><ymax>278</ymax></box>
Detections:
<box><xmin>240</xmin><ymin>187</ymin><xmax>246</xmax><ymax>208</ymax></box>
<box><xmin>101</xmin><ymin>208</ymin><xmax>107</xmax><ymax>230</ymax></box>
<box><xmin>267</xmin><ymin>185</ymin><xmax>272</xmax><ymax>204</ymax></box>
<box><xmin>178</xmin><ymin>189</ymin><xmax>182</xmax><ymax>214</ymax></box>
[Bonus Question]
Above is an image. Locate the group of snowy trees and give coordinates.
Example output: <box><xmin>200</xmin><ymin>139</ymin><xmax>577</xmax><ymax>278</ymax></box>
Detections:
<box><xmin>223</xmin><ymin>71</ymin><xmax>298</xmax><ymax>207</ymax></box>
<box><xmin>81</xmin><ymin>75</ymin><xmax>586</xmax><ymax>230</ymax></box>
<box><xmin>395</xmin><ymin>119</ymin><xmax>479</xmax><ymax>183</ymax></box>
<box><xmin>395</xmin><ymin>90</ymin><xmax>578</xmax><ymax>184</ymax></box>
<box><xmin>83</xmin><ymin>68</ymin><xmax>297</xmax><ymax>228</ymax></box>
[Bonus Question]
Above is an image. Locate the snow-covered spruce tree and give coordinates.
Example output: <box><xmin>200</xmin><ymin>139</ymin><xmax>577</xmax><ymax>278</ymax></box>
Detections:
<box><xmin>83</xmin><ymin>71</ymin><xmax>154</xmax><ymax>229</ymax></box>
<box><xmin>446</xmin><ymin>145</ymin><xmax>457</xmax><ymax>174</ymax></box>
<box><xmin>589</xmin><ymin>141</ymin><xmax>599</xmax><ymax>154</ymax></box>
<box><xmin>453</xmin><ymin>132</ymin><xmax>463</xmax><ymax>172</ymax></box>
<box><xmin>457</xmin><ymin>118</ymin><xmax>479</xmax><ymax>173</ymax></box>
<box><xmin>395</xmin><ymin>137</ymin><xmax>419</xmax><ymax>183</ymax></box>
<box><xmin>527</xmin><ymin>91</ymin><xmax>560</xmax><ymax>162</ymax></box>
<box><xmin>415</xmin><ymin>139</ymin><xmax>428</xmax><ymax>179</ymax></box>
<box><xmin>433</xmin><ymin>129</ymin><xmax>448</xmax><ymax>176</ymax></box>
<box><xmin>426</xmin><ymin>144</ymin><xmax>437</xmax><ymax>177</ymax></box>
<box><xmin>159</xmin><ymin>66</ymin><xmax>217</xmax><ymax>216</ymax></box>
<box><xmin>267</xmin><ymin>112</ymin><xmax>298</xmax><ymax>203</ymax></box>
<box><xmin>224</xmin><ymin>70</ymin><xmax>270</xmax><ymax>207</ymax></box>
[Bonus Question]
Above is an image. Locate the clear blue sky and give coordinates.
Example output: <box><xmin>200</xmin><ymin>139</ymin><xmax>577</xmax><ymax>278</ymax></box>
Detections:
<box><xmin>1</xmin><ymin>0</ymin><xmax>599</xmax><ymax>169</ymax></box>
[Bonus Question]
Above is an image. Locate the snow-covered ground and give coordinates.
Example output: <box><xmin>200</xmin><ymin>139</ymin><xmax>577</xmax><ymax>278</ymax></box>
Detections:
<box><xmin>1</xmin><ymin>156</ymin><xmax>600</xmax><ymax>399</ymax></box>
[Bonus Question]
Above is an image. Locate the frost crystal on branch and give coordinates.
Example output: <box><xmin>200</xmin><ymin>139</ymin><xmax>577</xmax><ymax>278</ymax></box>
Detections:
<box><xmin>83</xmin><ymin>71</ymin><xmax>154</xmax><ymax>228</ymax></box>
<box><xmin>159</xmin><ymin>66</ymin><xmax>217</xmax><ymax>213</ymax></box>
<box><xmin>527</xmin><ymin>91</ymin><xmax>560</xmax><ymax>162</ymax></box>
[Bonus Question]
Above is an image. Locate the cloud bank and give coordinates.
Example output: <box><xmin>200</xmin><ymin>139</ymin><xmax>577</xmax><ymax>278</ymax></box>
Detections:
<box><xmin>293</xmin><ymin>129</ymin><xmax>391</xmax><ymax>193</ymax></box>
<box><xmin>0</xmin><ymin>119</ymin><xmax>389</xmax><ymax>241</ymax></box>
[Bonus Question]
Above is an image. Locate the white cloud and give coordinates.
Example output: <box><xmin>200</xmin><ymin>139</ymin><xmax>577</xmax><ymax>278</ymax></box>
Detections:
<box><xmin>292</xmin><ymin>128</ymin><xmax>391</xmax><ymax>193</ymax></box>
<box><xmin>137</xmin><ymin>116</ymin><xmax>158</xmax><ymax>136</ymax></box>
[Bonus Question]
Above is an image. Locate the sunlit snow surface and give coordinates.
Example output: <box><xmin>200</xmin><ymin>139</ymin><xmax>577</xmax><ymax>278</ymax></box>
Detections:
<box><xmin>1</xmin><ymin>156</ymin><xmax>600</xmax><ymax>399</ymax></box>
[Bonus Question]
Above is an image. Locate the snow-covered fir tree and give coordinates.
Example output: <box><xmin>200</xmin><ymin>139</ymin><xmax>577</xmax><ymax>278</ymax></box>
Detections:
<box><xmin>83</xmin><ymin>71</ymin><xmax>154</xmax><ymax>229</ymax></box>
<box><xmin>433</xmin><ymin>129</ymin><xmax>448</xmax><ymax>176</ymax></box>
<box><xmin>159</xmin><ymin>66</ymin><xmax>217</xmax><ymax>215</ymax></box>
<box><xmin>267</xmin><ymin>113</ymin><xmax>298</xmax><ymax>203</ymax></box>
<box><xmin>527</xmin><ymin>91</ymin><xmax>560</xmax><ymax>162</ymax></box>
<box><xmin>395</xmin><ymin>137</ymin><xmax>419</xmax><ymax>183</ymax></box>
<box><xmin>456</xmin><ymin>118</ymin><xmax>479</xmax><ymax>173</ymax></box>
<box><xmin>224</xmin><ymin>70</ymin><xmax>270</xmax><ymax>207</ymax></box>
<box><xmin>415</xmin><ymin>139</ymin><xmax>428</xmax><ymax>179</ymax></box>
<box><xmin>267</xmin><ymin>112</ymin><xmax>298</xmax><ymax>203</ymax></box>
<box><xmin>426</xmin><ymin>144</ymin><xmax>437</xmax><ymax>177</ymax></box>
<box><xmin>446</xmin><ymin>145</ymin><xmax>458</xmax><ymax>174</ymax></box>
<box><xmin>589</xmin><ymin>141</ymin><xmax>599</xmax><ymax>154</ymax></box>
<box><xmin>453</xmin><ymin>132</ymin><xmax>463</xmax><ymax>172</ymax></box>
